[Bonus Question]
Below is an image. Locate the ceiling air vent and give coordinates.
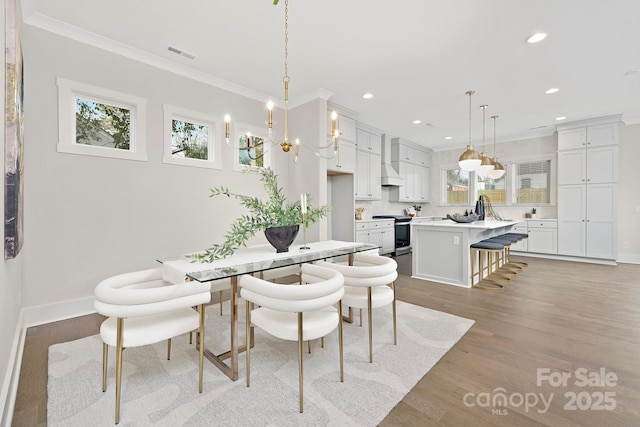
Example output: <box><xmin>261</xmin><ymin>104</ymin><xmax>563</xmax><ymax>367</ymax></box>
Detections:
<box><xmin>167</xmin><ymin>45</ymin><xmax>196</xmax><ymax>60</ymax></box>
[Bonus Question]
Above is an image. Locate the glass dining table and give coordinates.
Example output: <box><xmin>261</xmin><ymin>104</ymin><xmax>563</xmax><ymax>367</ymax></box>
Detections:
<box><xmin>158</xmin><ymin>240</ymin><xmax>379</xmax><ymax>381</ymax></box>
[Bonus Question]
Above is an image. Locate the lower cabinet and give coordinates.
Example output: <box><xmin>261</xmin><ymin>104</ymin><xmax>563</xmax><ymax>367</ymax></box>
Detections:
<box><xmin>511</xmin><ymin>220</ymin><xmax>557</xmax><ymax>255</ymax></box>
<box><xmin>527</xmin><ymin>221</ymin><xmax>558</xmax><ymax>254</ymax></box>
<box><xmin>355</xmin><ymin>220</ymin><xmax>394</xmax><ymax>255</ymax></box>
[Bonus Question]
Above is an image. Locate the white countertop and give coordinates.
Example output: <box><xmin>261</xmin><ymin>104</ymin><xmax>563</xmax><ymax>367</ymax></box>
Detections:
<box><xmin>411</xmin><ymin>219</ymin><xmax>522</xmax><ymax>229</ymax></box>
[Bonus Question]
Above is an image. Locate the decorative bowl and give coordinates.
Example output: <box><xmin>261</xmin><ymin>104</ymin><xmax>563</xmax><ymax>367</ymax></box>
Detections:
<box><xmin>447</xmin><ymin>213</ymin><xmax>479</xmax><ymax>223</ymax></box>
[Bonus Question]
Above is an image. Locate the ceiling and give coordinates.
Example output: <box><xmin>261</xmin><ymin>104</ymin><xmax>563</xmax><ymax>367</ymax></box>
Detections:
<box><xmin>20</xmin><ymin>0</ymin><xmax>640</xmax><ymax>151</ymax></box>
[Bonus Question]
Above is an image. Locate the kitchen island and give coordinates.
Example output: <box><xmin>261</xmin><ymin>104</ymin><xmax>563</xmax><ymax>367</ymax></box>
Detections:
<box><xmin>411</xmin><ymin>219</ymin><xmax>522</xmax><ymax>288</ymax></box>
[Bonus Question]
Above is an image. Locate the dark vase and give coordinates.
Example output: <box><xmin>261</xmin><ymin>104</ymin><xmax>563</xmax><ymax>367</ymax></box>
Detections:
<box><xmin>475</xmin><ymin>196</ymin><xmax>485</xmax><ymax>220</ymax></box>
<box><xmin>264</xmin><ymin>225</ymin><xmax>300</xmax><ymax>253</ymax></box>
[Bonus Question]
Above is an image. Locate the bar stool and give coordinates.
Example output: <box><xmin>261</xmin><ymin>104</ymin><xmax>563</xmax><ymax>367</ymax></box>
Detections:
<box><xmin>503</xmin><ymin>233</ymin><xmax>529</xmax><ymax>268</ymax></box>
<box><xmin>485</xmin><ymin>235</ymin><xmax>522</xmax><ymax>275</ymax></box>
<box><xmin>470</xmin><ymin>241</ymin><xmax>508</xmax><ymax>291</ymax></box>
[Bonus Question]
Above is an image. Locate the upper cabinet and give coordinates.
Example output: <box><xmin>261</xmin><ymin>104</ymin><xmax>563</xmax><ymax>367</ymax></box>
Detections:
<box><xmin>354</xmin><ymin>123</ymin><xmax>382</xmax><ymax>200</ymax></box>
<box><xmin>389</xmin><ymin>137</ymin><xmax>432</xmax><ymax>203</ymax></box>
<box><xmin>557</xmin><ymin>117</ymin><xmax>620</xmax><ymax>185</ymax></box>
<box><xmin>326</xmin><ymin>109</ymin><xmax>357</xmax><ymax>174</ymax></box>
<box><xmin>556</xmin><ymin>115</ymin><xmax>621</xmax><ymax>260</ymax></box>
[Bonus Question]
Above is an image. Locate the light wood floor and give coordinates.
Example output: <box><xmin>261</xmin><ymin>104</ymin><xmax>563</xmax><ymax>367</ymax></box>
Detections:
<box><xmin>12</xmin><ymin>255</ymin><xmax>640</xmax><ymax>426</ymax></box>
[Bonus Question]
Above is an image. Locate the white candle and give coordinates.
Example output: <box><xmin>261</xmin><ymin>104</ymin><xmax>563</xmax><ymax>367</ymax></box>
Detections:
<box><xmin>301</xmin><ymin>193</ymin><xmax>307</xmax><ymax>214</ymax></box>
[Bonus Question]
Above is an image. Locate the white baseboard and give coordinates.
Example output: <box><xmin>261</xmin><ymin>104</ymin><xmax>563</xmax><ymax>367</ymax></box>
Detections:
<box><xmin>1</xmin><ymin>310</ymin><xmax>25</xmax><ymax>427</ymax></box>
<box><xmin>23</xmin><ymin>295</ymin><xmax>96</xmax><ymax>328</ymax></box>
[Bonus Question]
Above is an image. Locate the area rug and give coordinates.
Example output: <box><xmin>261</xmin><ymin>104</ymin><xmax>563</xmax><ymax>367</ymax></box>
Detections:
<box><xmin>48</xmin><ymin>301</ymin><xmax>474</xmax><ymax>426</ymax></box>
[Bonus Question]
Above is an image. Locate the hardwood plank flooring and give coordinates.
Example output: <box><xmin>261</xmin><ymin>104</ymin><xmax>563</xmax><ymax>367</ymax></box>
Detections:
<box><xmin>12</xmin><ymin>256</ymin><xmax>640</xmax><ymax>426</ymax></box>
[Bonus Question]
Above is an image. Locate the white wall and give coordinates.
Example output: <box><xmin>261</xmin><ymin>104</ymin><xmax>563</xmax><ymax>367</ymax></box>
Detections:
<box><xmin>1</xmin><ymin>1</ymin><xmax>26</xmax><ymax>423</ymax></box>
<box><xmin>20</xmin><ymin>26</ymin><xmax>321</xmax><ymax>323</ymax></box>
<box><xmin>618</xmin><ymin>123</ymin><xmax>640</xmax><ymax>263</ymax></box>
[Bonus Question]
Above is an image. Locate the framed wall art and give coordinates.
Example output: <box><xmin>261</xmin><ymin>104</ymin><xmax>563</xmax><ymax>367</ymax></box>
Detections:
<box><xmin>5</xmin><ymin>0</ymin><xmax>24</xmax><ymax>259</ymax></box>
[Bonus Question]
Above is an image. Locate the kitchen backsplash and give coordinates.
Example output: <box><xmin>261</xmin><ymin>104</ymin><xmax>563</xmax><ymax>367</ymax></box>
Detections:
<box><xmin>356</xmin><ymin>188</ymin><xmax>558</xmax><ymax>220</ymax></box>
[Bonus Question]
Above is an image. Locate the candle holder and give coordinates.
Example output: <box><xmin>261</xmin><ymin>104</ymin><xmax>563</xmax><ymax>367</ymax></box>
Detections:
<box><xmin>300</xmin><ymin>212</ymin><xmax>310</xmax><ymax>250</ymax></box>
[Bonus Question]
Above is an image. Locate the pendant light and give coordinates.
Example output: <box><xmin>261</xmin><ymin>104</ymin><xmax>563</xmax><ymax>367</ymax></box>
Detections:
<box><xmin>475</xmin><ymin>104</ymin><xmax>495</xmax><ymax>178</ymax></box>
<box><xmin>488</xmin><ymin>115</ymin><xmax>505</xmax><ymax>179</ymax></box>
<box><xmin>458</xmin><ymin>90</ymin><xmax>481</xmax><ymax>171</ymax></box>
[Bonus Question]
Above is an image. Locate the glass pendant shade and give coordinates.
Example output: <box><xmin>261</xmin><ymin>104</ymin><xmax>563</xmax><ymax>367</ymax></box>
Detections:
<box><xmin>458</xmin><ymin>145</ymin><xmax>481</xmax><ymax>171</ymax></box>
<box><xmin>458</xmin><ymin>90</ymin><xmax>481</xmax><ymax>172</ymax></box>
<box><xmin>475</xmin><ymin>152</ymin><xmax>495</xmax><ymax>177</ymax></box>
<box><xmin>488</xmin><ymin>159</ymin><xmax>505</xmax><ymax>179</ymax></box>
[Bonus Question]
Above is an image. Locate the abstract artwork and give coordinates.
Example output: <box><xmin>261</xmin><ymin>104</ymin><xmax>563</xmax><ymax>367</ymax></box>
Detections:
<box><xmin>5</xmin><ymin>0</ymin><xmax>24</xmax><ymax>259</ymax></box>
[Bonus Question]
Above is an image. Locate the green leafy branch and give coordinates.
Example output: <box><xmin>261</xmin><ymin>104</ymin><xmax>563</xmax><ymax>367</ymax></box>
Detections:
<box><xmin>190</xmin><ymin>167</ymin><xmax>329</xmax><ymax>263</ymax></box>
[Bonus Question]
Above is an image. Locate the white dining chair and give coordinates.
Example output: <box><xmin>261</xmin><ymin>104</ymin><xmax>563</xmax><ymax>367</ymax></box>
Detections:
<box><xmin>316</xmin><ymin>253</ymin><xmax>398</xmax><ymax>363</ymax></box>
<box><xmin>240</xmin><ymin>263</ymin><xmax>344</xmax><ymax>413</ymax></box>
<box><xmin>94</xmin><ymin>267</ymin><xmax>211</xmax><ymax>424</ymax></box>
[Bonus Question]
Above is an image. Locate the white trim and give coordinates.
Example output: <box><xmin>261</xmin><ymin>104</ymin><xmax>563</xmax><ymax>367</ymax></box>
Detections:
<box><xmin>232</xmin><ymin>122</ymin><xmax>272</xmax><ymax>171</ymax></box>
<box><xmin>0</xmin><ymin>311</ymin><xmax>25</xmax><ymax>427</ymax></box>
<box><xmin>162</xmin><ymin>104</ymin><xmax>222</xmax><ymax>169</ymax></box>
<box><xmin>27</xmin><ymin>13</ymin><xmax>272</xmax><ymax>104</ymax></box>
<box><xmin>22</xmin><ymin>295</ymin><xmax>96</xmax><ymax>328</ymax></box>
<box><xmin>56</xmin><ymin>77</ymin><xmax>148</xmax><ymax>161</ymax></box>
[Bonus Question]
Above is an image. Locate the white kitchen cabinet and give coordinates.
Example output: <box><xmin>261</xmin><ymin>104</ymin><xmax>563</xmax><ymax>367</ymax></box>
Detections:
<box><xmin>557</xmin><ymin>183</ymin><xmax>617</xmax><ymax>259</ymax></box>
<box><xmin>381</xmin><ymin>220</ymin><xmax>395</xmax><ymax>255</ymax></box>
<box><xmin>557</xmin><ymin>120</ymin><xmax>619</xmax><ymax>150</ymax></box>
<box><xmin>389</xmin><ymin>137</ymin><xmax>432</xmax><ymax>203</ymax></box>
<box><xmin>527</xmin><ymin>220</ymin><xmax>558</xmax><ymax>254</ymax></box>
<box><xmin>557</xmin><ymin>116</ymin><xmax>620</xmax><ymax>260</ymax></box>
<box><xmin>326</xmin><ymin>109</ymin><xmax>356</xmax><ymax>142</ymax></box>
<box><xmin>557</xmin><ymin>145</ymin><xmax>618</xmax><ymax>185</ymax></box>
<box><xmin>510</xmin><ymin>223</ymin><xmax>528</xmax><ymax>252</ymax></box>
<box><xmin>354</xmin><ymin>125</ymin><xmax>382</xmax><ymax>200</ymax></box>
<box><xmin>326</xmin><ymin>109</ymin><xmax>357</xmax><ymax>174</ymax></box>
<box><xmin>354</xmin><ymin>219</ymin><xmax>394</xmax><ymax>254</ymax></box>
<box><xmin>327</xmin><ymin>139</ymin><xmax>356</xmax><ymax>174</ymax></box>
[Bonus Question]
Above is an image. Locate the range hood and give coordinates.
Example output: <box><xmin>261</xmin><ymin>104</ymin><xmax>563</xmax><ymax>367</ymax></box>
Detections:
<box><xmin>380</xmin><ymin>134</ymin><xmax>404</xmax><ymax>186</ymax></box>
<box><xmin>381</xmin><ymin>163</ymin><xmax>404</xmax><ymax>186</ymax></box>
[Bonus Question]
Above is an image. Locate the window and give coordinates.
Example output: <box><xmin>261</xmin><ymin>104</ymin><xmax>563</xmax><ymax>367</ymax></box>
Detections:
<box><xmin>477</xmin><ymin>173</ymin><xmax>507</xmax><ymax>205</ymax></box>
<box><xmin>443</xmin><ymin>168</ymin><xmax>470</xmax><ymax>205</ymax></box>
<box><xmin>233</xmin><ymin>123</ymin><xmax>271</xmax><ymax>171</ymax></box>
<box><xmin>57</xmin><ymin>78</ymin><xmax>147</xmax><ymax>161</ymax></box>
<box><xmin>511</xmin><ymin>160</ymin><xmax>551</xmax><ymax>204</ymax></box>
<box><xmin>162</xmin><ymin>104</ymin><xmax>221</xmax><ymax>169</ymax></box>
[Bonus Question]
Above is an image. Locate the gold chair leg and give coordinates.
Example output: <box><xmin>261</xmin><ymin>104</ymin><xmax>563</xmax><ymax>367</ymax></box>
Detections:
<box><xmin>392</xmin><ymin>281</ymin><xmax>397</xmax><ymax>345</ymax></box>
<box><xmin>359</xmin><ymin>308</ymin><xmax>363</xmax><ymax>327</ymax></box>
<box><xmin>297</xmin><ymin>312</ymin><xmax>304</xmax><ymax>413</ymax></box>
<box><xmin>102</xmin><ymin>342</ymin><xmax>108</xmax><ymax>392</ymax></box>
<box><xmin>338</xmin><ymin>302</ymin><xmax>344</xmax><ymax>382</ymax></box>
<box><xmin>246</xmin><ymin>300</ymin><xmax>251</xmax><ymax>388</ymax></box>
<box><xmin>199</xmin><ymin>304</ymin><xmax>205</xmax><ymax>393</ymax></box>
<box><xmin>167</xmin><ymin>338</ymin><xmax>171</xmax><ymax>360</ymax></box>
<box><xmin>115</xmin><ymin>318</ymin><xmax>124</xmax><ymax>425</ymax></box>
<box><xmin>189</xmin><ymin>331</ymin><xmax>192</xmax><ymax>345</ymax></box>
<box><xmin>368</xmin><ymin>287</ymin><xmax>373</xmax><ymax>363</ymax></box>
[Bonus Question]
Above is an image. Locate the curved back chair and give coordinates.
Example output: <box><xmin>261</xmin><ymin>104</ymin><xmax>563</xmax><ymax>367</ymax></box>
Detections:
<box><xmin>315</xmin><ymin>253</ymin><xmax>398</xmax><ymax>363</ymax></box>
<box><xmin>94</xmin><ymin>267</ymin><xmax>211</xmax><ymax>424</ymax></box>
<box><xmin>240</xmin><ymin>263</ymin><xmax>344</xmax><ymax>413</ymax></box>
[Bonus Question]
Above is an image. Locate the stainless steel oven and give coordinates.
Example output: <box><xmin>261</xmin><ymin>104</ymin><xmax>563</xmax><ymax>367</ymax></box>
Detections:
<box><xmin>372</xmin><ymin>215</ymin><xmax>412</xmax><ymax>256</ymax></box>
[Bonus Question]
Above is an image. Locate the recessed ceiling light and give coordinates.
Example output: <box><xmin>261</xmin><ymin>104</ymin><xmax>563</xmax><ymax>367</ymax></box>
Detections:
<box><xmin>527</xmin><ymin>33</ymin><xmax>547</xmax><ymax>44</ymax></box>
<box><xmin>413</xmin><ymin>120</ymin><xmax>421</xmax><ymax>124</ymax></box>
<box><xmin>556</xmin><ymin>116</ymin><xmax>567</xmax><ymax>121</ymax></box>
<box><xmin>445</xmin><ymin>136</ymin><xmax>452</xmax><ymax>140</ymax></box>
<box><xmin>362</xmin><ymin>93</ymin><xmax>373</xmax><ymax>99</ymax></box>
<box><xmin>545</xmin><ymin>88</ymin><xmax>559</xmax><ymax>94</ymax></box>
